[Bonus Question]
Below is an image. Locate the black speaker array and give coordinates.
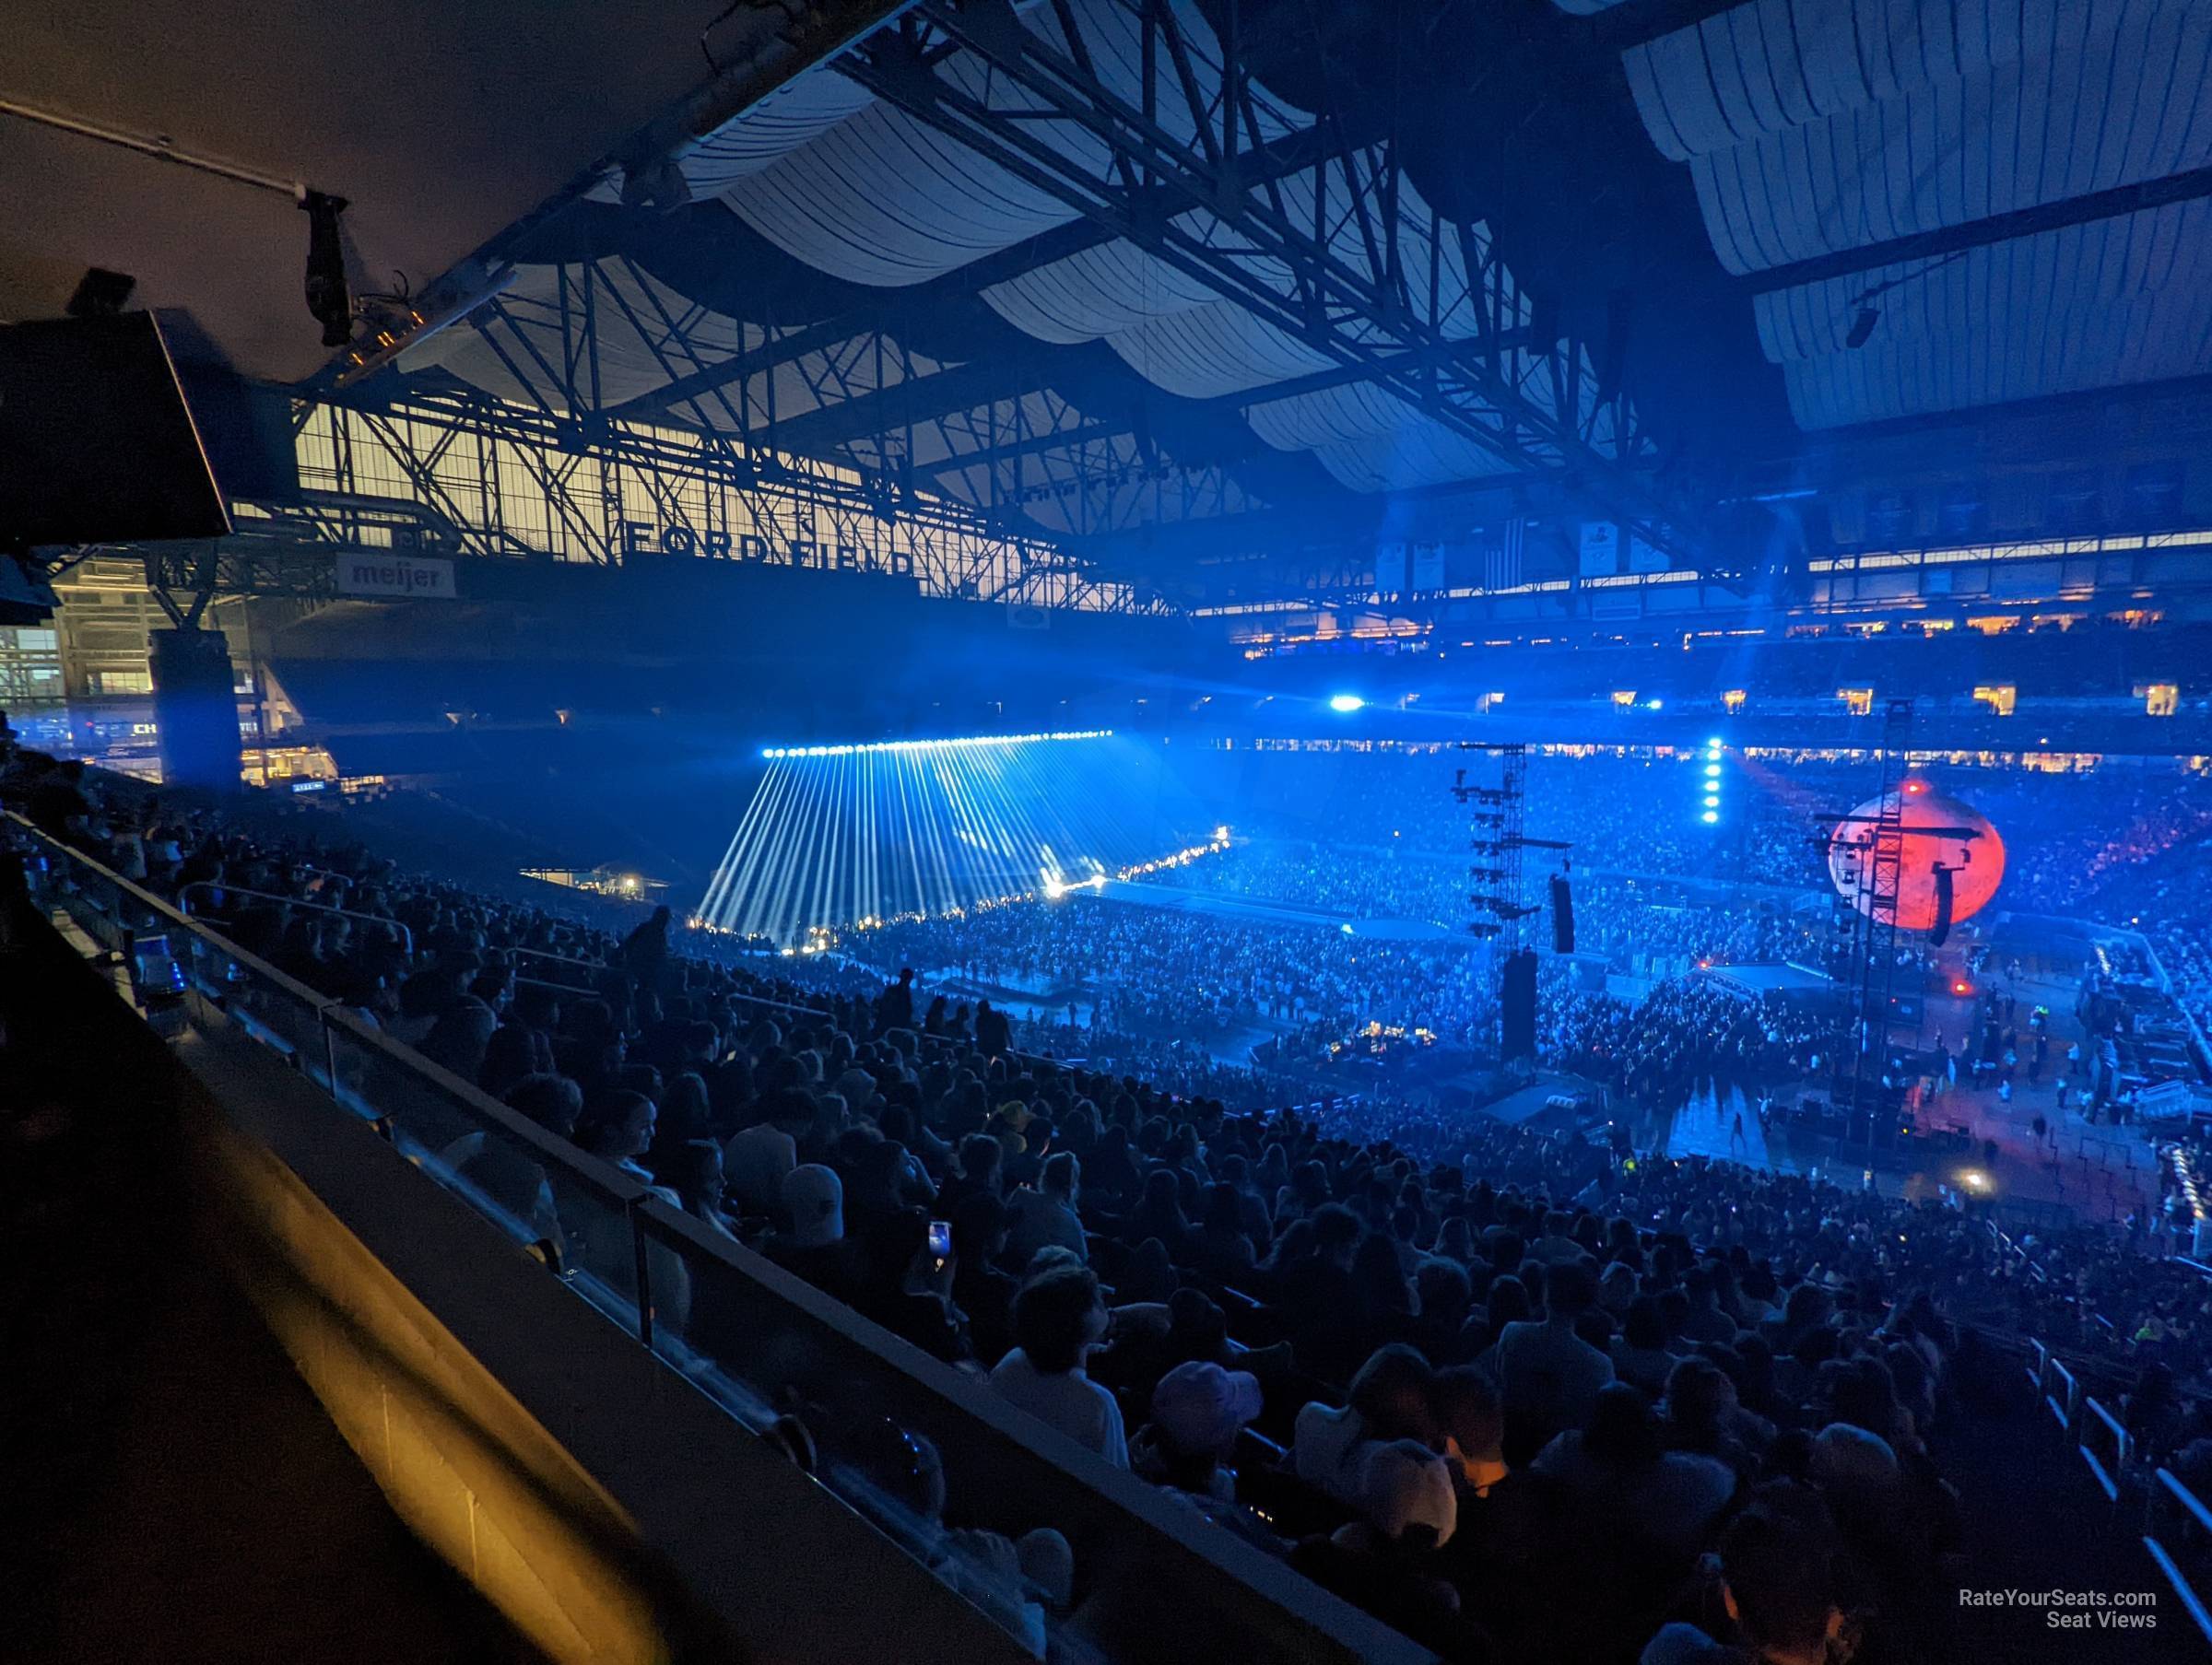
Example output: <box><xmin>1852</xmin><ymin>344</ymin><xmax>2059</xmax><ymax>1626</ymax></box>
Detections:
<box><xmin>1931</xmin><ymin>865</ymin><xmax>1955</xmax><ymax>946</ymax></box>
<box><xmin>1502</xmin><ymin>948</ymin><xmax>1538</xmax><ymax>1059</ymax></box>
<box><xmin>150</xmin><ymin>628</ymin><xmax>241</xmax><ymax>793</ymax></box>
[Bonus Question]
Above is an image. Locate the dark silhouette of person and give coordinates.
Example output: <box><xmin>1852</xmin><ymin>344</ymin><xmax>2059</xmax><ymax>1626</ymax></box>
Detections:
<box><xmin>876</xmin><ymin>967</ymin><xmax>916</xmax><ymax>1035</ymax></box>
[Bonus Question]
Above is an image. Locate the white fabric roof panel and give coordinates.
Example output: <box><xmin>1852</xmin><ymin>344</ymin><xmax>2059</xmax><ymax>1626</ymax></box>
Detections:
<box><xmin>1098</xmin><ymin>303</ymin><xmax>1338</xmax><ymax>399</ymax></box>
<box><xmin>1759</xmin><ymin>198</ymin><xmax>2212</xmax><ymax>426</ymax></box>
<box><xmin>1310</xmin><ymin>416</ymin><xmax>1505</xmax><ymax>494</ymax></box>
<box><xmin>980</xmin><ymin>239</ymin><xmax>1224</xmax><ymax>344</ymax></box>
<box><xmin>718</xmin><ymin>0</ymin><xmax>1287</xmax><ymax>289</ymax></box>
<box><xmin>1623</xmin><ymin>0</ymin><xmax>2062</xmax><ymax>164</ymax></box>
<box><xmin>1612</xmin><ymin>0</ymin><xmax>2212</xmax><ymax>427</ymax></box>
<box><xmin>674</xmin><ymin>73</ymin><xmax>879</xmax><ymax>193</ymax></box>
<box><xmin>1683</xmin><ymin>2</ymin><xmax>2212</xmax><ymax>274</ymax></box>
<box><xmin>724</xmin><ymin>100</ymin><xmax>1082</xmax><ymax>287</ymax></box>
<box><xmin>433</xmin><ymin>0</ymin><xmax>1606</xmax><ymax>499</ymax></box>
<box><xmin>1244</xmin><ymin>380</ymin><xmax>1439</xmax><ymax>451</ymax></box>
<box><xmin>700</xmin><ymin>0</ymin><xmax>1541</xmax><ymax>486</ymax></box>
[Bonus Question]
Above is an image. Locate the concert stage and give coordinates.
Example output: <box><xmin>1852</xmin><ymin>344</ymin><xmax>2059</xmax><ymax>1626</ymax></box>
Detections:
<box><xmin>1696</xmin><ymin>961</ymin><xmax>1841</xmax><ymax>1004</ymax></box>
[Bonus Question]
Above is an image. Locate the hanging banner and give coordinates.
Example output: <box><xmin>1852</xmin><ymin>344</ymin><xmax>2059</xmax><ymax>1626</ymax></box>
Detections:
<box><xmin>1578</xmin><ymin>520</ymin><xmax>1621</xmax><ymax>577</ymax></box>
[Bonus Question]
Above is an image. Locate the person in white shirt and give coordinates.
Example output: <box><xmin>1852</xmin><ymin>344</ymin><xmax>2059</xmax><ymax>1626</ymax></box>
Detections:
<box><xmin>989</xmin><ymin>1266</ymin><xmax>1126</xmax><ymax>1468</ymax></box>
<box><xmin>1293</xmin><ymin>1344</ymin><xmax>1440</xmax><ymax>1503</ymax></box>
<box><xmin>723</xmin><ymin>1087</ymin><xmax>814</xmax><ymax>1214</ymax></box>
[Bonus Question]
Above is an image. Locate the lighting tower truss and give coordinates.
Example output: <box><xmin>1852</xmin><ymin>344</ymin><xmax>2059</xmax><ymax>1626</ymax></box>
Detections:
<box><xmin>1824</xmin><ymin>698</ymin><xmax>1914</xmax><ymax>1147</ymax></box>
<box><xmin>1453</xmin><ymin>741</ymin><xmax>1537</xmax><ymax>954</ymax></box>
<box><xmin>838</xmin><ymin>0</ymin><xmax>1700</xmax><ymax>568</ymax></box>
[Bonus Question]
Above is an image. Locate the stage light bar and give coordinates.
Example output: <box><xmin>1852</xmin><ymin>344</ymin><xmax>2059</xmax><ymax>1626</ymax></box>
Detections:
<box><xmin>760</xmin><ymin>728</ymin><xmax>1112</xmax><ymax>760</ymax></box>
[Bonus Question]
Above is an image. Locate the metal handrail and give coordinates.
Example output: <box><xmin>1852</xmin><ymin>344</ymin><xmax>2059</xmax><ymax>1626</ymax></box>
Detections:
<box><xmin>6</xmin><ymin>815</ymin><xmax>337</xmax><ymax>1013</ymax></box>
<box><xmin>511</xmin><ymin>944</ymin><xmax>608</xmax><ymax>975</ymax></box>
<box><xmin>2078</xmin><ymin>1396</ymin><xmax>2129</xmax><ymax>1502</ymax></box>
<box><xmin>177</xmin><ymin>880</ymin><xmax>414</xmax><ymax>957</ymax></box>
<box><xmin>12</xmin><ymin>814</ymin><xmax>1428</xmax><ymax>1665</ymax></box>
<box><xmin>2147</xmin><ymin>1468</ymin><xmax>2212</xmax><ymax>1648</ymax></box>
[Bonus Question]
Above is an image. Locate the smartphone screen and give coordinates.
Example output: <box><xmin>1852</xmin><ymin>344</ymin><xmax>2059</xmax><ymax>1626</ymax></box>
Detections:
<box><xmin>927</xmin><ymin>1220</ymin><xmax>952</xmax><ymax>1262</ymax></box>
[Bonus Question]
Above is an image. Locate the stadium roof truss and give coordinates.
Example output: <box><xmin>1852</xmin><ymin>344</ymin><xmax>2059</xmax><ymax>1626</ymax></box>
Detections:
<box><xmin>369</xmin><ymin>0</ymin><xmax>1708</xmax><ymax>590</ymax></box>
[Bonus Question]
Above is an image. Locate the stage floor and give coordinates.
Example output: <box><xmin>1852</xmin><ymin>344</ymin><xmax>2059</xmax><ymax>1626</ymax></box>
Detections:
<box><xmin>1639</xmin><ymin>967</ymin><xmax>2156</xmax><ymax>1225</ymax></box>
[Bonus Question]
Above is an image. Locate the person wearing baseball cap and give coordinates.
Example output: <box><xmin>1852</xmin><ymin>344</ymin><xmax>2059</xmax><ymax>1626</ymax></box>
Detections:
<box><xmin>1130</xmin><ymin>1361</ymin><xmax>1283</xmax><ymax>1553</ymax></box>
<box><xmin>1135</xmin><ymin>1360</ymin><xmax>1265</xmax><ymax>1495</ymax></box>
<box><xmin>1289</xmin><ymin>1440</ymin><xmax>1478</xmax><ymax>1657</ymax></box>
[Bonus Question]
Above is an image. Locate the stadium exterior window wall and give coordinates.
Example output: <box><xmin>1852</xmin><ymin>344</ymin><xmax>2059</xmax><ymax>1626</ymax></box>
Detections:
<box><xmin>288</xmin><ymin>403</ymin><xmax>1156</xmax><ymax>616</ymax></box>
<box><xmin>1807</xmin><ymin>529</ymin><xmax>2212</xmax><ymax>573</ymax></box>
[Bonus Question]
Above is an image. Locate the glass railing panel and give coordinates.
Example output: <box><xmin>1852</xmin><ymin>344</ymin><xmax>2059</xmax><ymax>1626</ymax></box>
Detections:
<box><xmin>631</xmin><ymin>1202</ymin><xmax>1424</xmax><ymax>1665</ymax></box>
<box><xmin>321</xmin><ymin>1012</ymin><xmax>650</xmax><ymax>1333</ymax></box>
<box><xmin>179</xmin><ymin>931</ymin><xmax>332</xmax><ymax>1078</ymax></box>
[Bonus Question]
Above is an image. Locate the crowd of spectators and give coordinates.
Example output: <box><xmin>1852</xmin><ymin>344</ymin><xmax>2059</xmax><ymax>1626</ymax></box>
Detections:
<box><xmin>8</xmin><ymin>728</ymin><xmax>2212</xmax><ymax>1662</ymax></box>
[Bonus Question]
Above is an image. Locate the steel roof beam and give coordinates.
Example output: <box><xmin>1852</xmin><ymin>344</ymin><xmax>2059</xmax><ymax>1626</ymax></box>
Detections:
<box><xmin>606</xmin><ymin>121</ymin><xmax>1347</xmax><ymax>425</ymax></box>
<box><xmin>843</xmin><ymin>1</ymin><xmax>1700</xmax><ymax>565</ymax></box>
<box><xmin>1744</xmin><ymin>163</ymin><xmax>2212</xmax><ymax>295</ymax></box>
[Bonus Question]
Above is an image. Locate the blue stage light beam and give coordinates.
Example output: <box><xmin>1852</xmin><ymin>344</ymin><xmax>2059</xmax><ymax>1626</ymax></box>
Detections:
<box><xmin>697</xmin><ymin>730</ymin><xmax>1217</xmax><ymax>944</ymax></box>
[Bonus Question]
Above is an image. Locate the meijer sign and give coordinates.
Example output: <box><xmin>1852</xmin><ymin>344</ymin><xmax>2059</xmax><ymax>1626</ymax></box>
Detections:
<box><xmin>336</xmin><ymin>554</ymin><xmax>457</xmax><ymax>599</ymax></box>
